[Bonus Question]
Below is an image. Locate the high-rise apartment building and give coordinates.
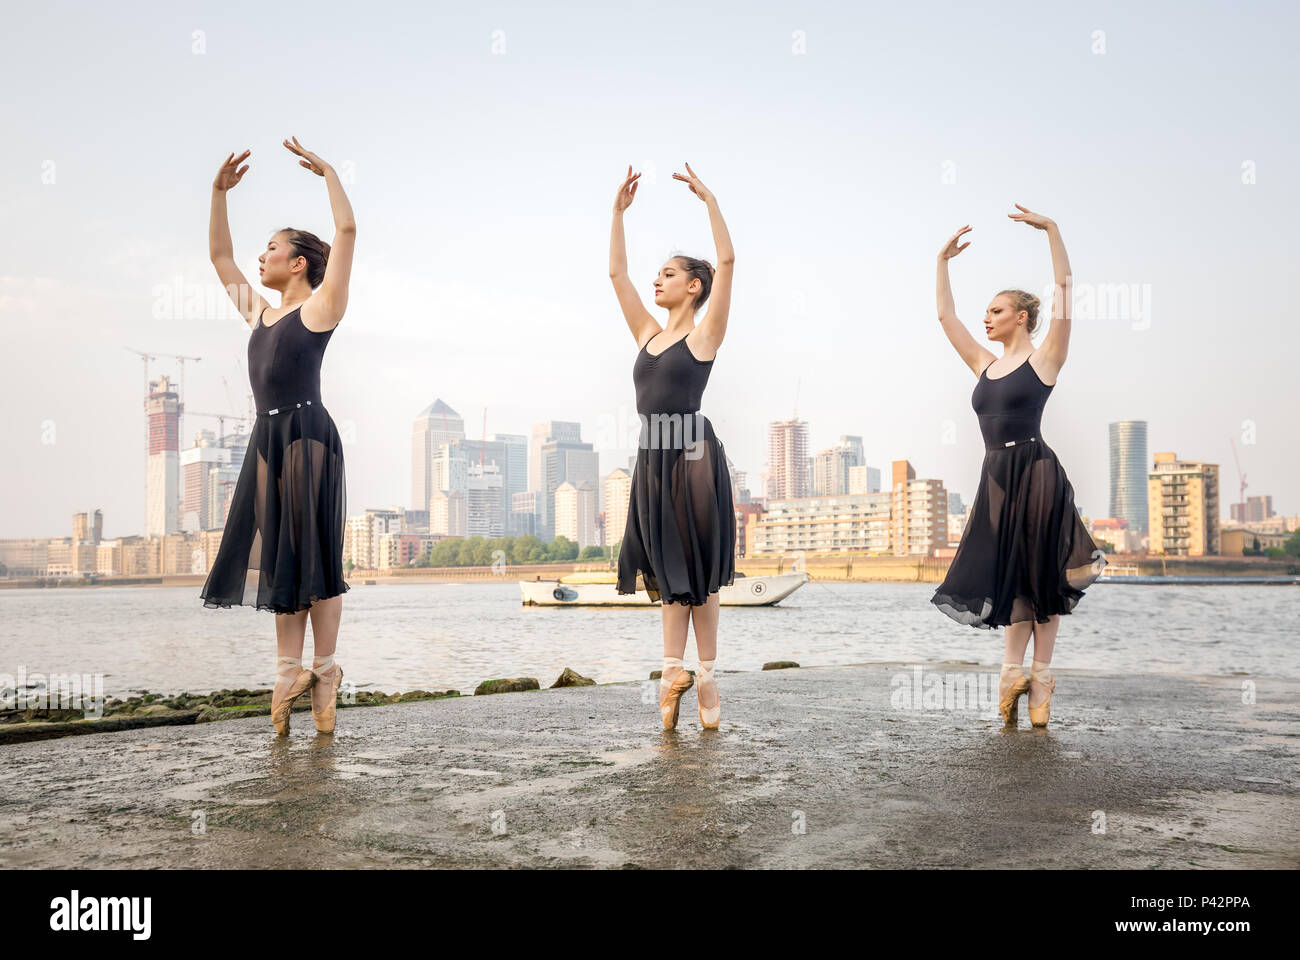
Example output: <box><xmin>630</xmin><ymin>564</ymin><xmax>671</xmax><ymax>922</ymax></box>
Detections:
<box><xmin>554</xmin><ymin>480</ymin><xmax>597</xmax><ymax>549</ymax></box>
<box><xmin>604</xmin><ymin>467</ymin><xmax>632</xmax><ymax>548</ymax></box>
<box><xmin>767</xmin><ymin>418</ymin><xmax>809</xmax><ymax>499</ymax></box>
<box><xmin>466</xmin><ymin>463</ymin><xmax>505</xmax><ymax>538</ymax></box>
<box><xmin>890</xmin><ymin>460</ymin><xmax>947</xmax><ymax>557</ymax></box>
<box><xmin>1148</xmin><ymin>452</ymin><xmax>1220</xmax><ymax>556</ymax></box>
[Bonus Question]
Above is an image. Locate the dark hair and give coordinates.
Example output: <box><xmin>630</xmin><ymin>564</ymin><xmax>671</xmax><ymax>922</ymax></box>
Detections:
<box><xmin>671</xmin><ymin>254</ymin><xmax>715</xmax><ymax>312</ymax></box>
<box><xmin>997</xmin><ymin>288</ymin><xmax>1041</xmax><ymax>335</ymax></box>
<box><xmin>280</xmin><ymin>228</ymin><xmax>331</xmax><ymax>288</ymax></box>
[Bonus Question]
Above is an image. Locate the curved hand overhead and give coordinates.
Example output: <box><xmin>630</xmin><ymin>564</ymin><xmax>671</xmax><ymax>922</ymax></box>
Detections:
<box><xmin>213</xmin><ymin>149</ymin><xmax>251</xmax><ymax>192</ymax></box>
<box><xmin>614</xmin><ymin>164</ymin><xmax>641</xmax><ymax>213</ymax></box>
<box><xmin>283</xmin><ymin>135</ymin><xmax>327</xmax><ymax>177</ymax></box>
<box><xmin>672</xmin><ymin>162</ymin><xmax>715</xmax><ymax>204</ymax></box>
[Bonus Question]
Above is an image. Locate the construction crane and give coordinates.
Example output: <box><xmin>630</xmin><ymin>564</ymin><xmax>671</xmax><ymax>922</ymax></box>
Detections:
<box><xmin>124</xmin><ymin>345</ymin><xmax>202</xmax><ymax>441</ymax></box>
<box><xmin>1229</xmin><ymin>437</ymin><xmax>1248</xmax><ymax>523</ymax></box>
<box><xmin>154</xmin><ymin>351</ymin><xmax>202</xmax><ymax>442</ymax></box>
<box><xmin>220</xmin><ymin>375</ymin><xmax>238</xmax><ymax>415</ymax></box>
<box><xmin>152</xmin><ymin>351</ymin><xmax>202</xmax><ymax>397</ymax></box>
<box><xmin>186</xmin><ymin>410</ymin><xmax>252</xmax><ymax>444</ymax></box>
<box><xmin>124</xmin><ymin>347</ymin><xmax>157</xmax><ymax>470</ymax></box>
<box><xmin>123</xmin><ymin>346</ymin><xmax>156</xmax><ymax>396</ymax></box>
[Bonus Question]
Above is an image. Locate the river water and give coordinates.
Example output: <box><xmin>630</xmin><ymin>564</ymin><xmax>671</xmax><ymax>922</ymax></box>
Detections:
<box><xmin>1</xmin><ymin>581</ymin><xmax>1297</xmax><ymax>698</ymax></box>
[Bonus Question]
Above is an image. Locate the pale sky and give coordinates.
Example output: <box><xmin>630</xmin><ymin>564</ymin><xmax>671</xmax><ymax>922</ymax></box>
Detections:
<box><xmin>2</xmin><ymin>0</ymin><xmax>1297</xmax><ymax>539</ymax></box>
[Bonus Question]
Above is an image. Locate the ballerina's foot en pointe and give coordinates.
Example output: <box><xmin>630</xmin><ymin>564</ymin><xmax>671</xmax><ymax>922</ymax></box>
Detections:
<box><xmin>999</xmin><ymin>659</ymin><xmax>1055</xmax><ymax>727</ymax></box>
<box><xmin>659</xmin><ymin>658</ymin><xmax>693</xmax><ymax>730</ymax></box>
<box><xmin>309</xmin><ymin>655</ymin><xmax>345</xmax><ymax>734</ymax></box>
<box><xmin>1027</xmin><ymin>660</ymin><xmax>1055</xmax><ymax>727</ymax></box>
<box><xmin>998</xmin><ymin>662</ymin><xmax>1031</xmax><ymax>726</ymax></box>
<box><xmin>271</xmin><ymin>656</ymin><xmax>315</xmax><ymax>735</ymax></box>
<box><xmin>658</xmin><ymin>657</ymin><xmax>720</xmax><ymax>731</ymax></box>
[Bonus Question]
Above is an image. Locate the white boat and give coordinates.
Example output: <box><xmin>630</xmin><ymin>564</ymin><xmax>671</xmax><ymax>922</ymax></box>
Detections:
<box><xmin>520</xmin><ymin>571</ymin><xmax>810</xmax><ymax>607</ymax></box>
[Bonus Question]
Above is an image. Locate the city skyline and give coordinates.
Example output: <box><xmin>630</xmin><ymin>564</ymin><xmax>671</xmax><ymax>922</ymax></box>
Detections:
<box><xmin>4</xmin><ymin>376</ymin><xmax>1283</xmax><ymax>546</ymax></box>
<box><xmin>3</xmin><ymin>1</ymin><xmax>1297</xmax><ymax>538</ymax></box>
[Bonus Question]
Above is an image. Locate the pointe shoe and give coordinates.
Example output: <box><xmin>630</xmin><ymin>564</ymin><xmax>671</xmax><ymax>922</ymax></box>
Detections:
<box><xmin>660</xmin><ymin>669</ymin><xmax>694</xmax><ymax>731</ymax></box>
<box><xmin>270</xmin><ymin>669</ymin><xmax>316</xmax><ymax>735</ymax></box>
<box><xmin>998</xmin><ymin>671</ymin><xmax>1031</xmax><ymax>727</ymax></box>
<box><xmin>310</xmin><ymin>662</ymin><xmax>344</xmax><ymax>734</ymax></box>
<box><xmin>1028</xmin><ymin>676</ymin><xmax>1056</xmax><ymax>728</ymax></box>
<box><xmin>697</xmin><ymin>667</ymin><xmax>720</xmax><ymax>731</ymax></box>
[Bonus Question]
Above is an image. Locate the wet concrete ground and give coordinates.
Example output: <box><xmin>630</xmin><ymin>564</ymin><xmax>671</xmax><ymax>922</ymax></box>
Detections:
<box><xmin>1</xmin><ymin>662</ymin><xmax>1296</xmax><ymax>869</ymax></box>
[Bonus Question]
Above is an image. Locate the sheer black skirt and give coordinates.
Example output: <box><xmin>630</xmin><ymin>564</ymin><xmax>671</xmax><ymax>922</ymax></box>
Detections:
<box><xmin>617</xmin><ymin>413</ymin><xmax>736</xmax><ymax>606</ymax></box>
<box><xmin>932</xmin><ymin>439</ymin><xmax>1104</xmax><ymax>629</ymax></box>
<box><xmin>200</xmin><ymin>403</ymin><xmax>348</xmax><ymax>614</ymax></box>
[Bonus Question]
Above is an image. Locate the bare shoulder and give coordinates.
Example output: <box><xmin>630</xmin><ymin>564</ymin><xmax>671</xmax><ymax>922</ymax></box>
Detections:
<box><xmin>635</xmin><ymin>322</ymin><xmax>663</xmax><ymax>351</ymax></box>
<box><xmin>969</xmin><ymin>347</ymin><xmax>996</xmax><ymax>378</ymax></box>
<box><xmin>1027</xmin><ymin>349</ymin><xmax>1060</xmax><ymax>387</ymax></box>
<box><xmin>685</xmin><ymin>325</ymin><xmax>719</xmax><ymax>362</ymax></box>
<box><xmin>299</xmin><ymin>295</ymin><xmax>340</xmax><ymax>333</ymax></box>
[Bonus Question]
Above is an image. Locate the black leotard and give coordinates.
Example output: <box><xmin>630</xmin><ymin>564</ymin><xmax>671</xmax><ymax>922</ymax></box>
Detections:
<box><xmin>248</xmin><ymin>306</ymin><xmax>336</xmax><ymax>414</ymax></box>
<box><xmin>633</xmin><ymin>334</ymin><xmax>713</xmax><ymax>417</ymax></box>
<box><xmin>972</xmin><ymin>356</ymin><xmax>1052</xmax><ymax>448</ymax></box>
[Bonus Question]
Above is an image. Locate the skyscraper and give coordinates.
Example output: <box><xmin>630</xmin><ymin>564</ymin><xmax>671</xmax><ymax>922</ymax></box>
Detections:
<box><xmin>812</xmin><ymin>435</ymin><xmax>865</xmax><ymax>496</ymax></box>
<box><xmin>180</xmin><ymin>429</ymin><xmax>232</xmax><ymax>532</ymax></box>
<box><xmin>145</xmin><ymin>375</ymin><xmax>180</xmax><ymax>536</ymax></box>
<box><xmin>1108</xmin><ymin>420</ymin><xmax>1149</xmax><ymax>535</ymax></box>
<box><xmin>767</xmin><ymin>418</ymin><xmax>810</xmax><ymax>500</ymax></box>
<box><xmin>466</xmin><ymin>463</ymin><xmax>505</xmax><ymax>538</ymax></box>
<box><xmin>411</xmin><ymin>399</ymin><xmax>465</xmax><ymax>517</ymax></box>
<box><xmin>532</xmin><ymin>421</ymin><xmax>591</xmax><ymax>540</ymax></box>
<box><xmin>492</xmin><ymin>433</ymin><xmax>529</xmax><ymax>532</ymax></box>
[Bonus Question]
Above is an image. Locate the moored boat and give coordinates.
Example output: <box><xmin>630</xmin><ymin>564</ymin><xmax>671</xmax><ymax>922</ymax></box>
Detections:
<box><xmin>520</xmin><ymin>571</ymin><xmax>810</xmax><ymax>606</ymax></box>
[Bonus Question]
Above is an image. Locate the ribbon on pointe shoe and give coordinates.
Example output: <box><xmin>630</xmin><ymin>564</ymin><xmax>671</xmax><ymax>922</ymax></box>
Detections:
<box><xmin>311</xmin><ymin>654</ymin><xmax>336</xmax><ymax>681</ymax></box>
<box><xmin>697</xmin><ymin>658</ymin><xmax>719</xmax><ymax>728</ymax></box>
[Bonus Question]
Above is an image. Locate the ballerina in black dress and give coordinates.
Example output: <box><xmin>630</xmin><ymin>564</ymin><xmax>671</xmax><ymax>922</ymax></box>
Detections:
<box><xmin>930</xmin><ymin>205</ymin><xmax>1105</xmax><ymax>728</ymax></box>
<box><xmin>609</xmin><ymin>163</ymin><xmax>736</xmax><ymax>731</ymax></box>
<box><xmin>199</xmin><ymin>137</ymin><xmax>355</xmax><ymax>735</ymax></box>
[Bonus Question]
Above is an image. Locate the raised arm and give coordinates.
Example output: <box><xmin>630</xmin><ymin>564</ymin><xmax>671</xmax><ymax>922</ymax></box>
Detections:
<box><xmin>1009</xmin><ymin>204</ymin><xmax>1071</xmax><ymax>381</ymax></box>
<box><xmin>210</xmin><ymin>150</ymin><xmax>270</xmax><ymax>328</ymax></box>
<box><xmin>675</xmin><ymin>162</ymin><xmax>734</xmax><ymax>353</ymax></box>
<box><xmin>937</xmin><ymin>225</ymin><xmax>995</xmax><ymax>377</ymax></box>
<box><xmin>609</xmin><ymin>165</ymin><xmax>660</xmax><ymax>348</ymax></box>
<box><xmin>284</xmin><ymin>137</ymin><xmax>356</xmax><ymax>332</ymax></box>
